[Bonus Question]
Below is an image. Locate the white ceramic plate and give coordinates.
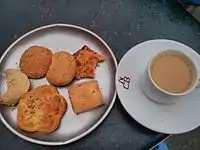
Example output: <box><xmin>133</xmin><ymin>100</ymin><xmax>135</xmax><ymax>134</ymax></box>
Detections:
<box><xmin>0</xmin><ymin>24</ymin><xmax>117</xmax><ymax>145</ymax></box>
<box><xmin>116</xmin><ymin>39</ymin><xmax>200</xmax><ymax>134</ymax></box>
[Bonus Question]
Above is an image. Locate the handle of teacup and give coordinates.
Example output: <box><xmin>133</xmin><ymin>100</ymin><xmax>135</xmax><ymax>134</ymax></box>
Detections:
<box><xmin>195</xmin><ymin>79</ymin><xmax>200</xmax><ymax>89</ymax></box>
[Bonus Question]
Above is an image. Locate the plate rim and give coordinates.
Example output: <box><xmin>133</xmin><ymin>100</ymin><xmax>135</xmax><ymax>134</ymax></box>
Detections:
<box><xmin>0</xmin><ymin>23</ymin><xmax>117</xmax><ymax>145</ymax></box>
<box><xmin>115</xmin><ymin>39</ymin><xmax>200</xmax><ymax>134</ymax></box>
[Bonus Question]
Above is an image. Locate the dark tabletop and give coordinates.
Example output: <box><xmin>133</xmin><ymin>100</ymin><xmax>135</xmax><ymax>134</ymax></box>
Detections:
<box><xmin>0</xmin><ymin>0</ymin><xmax>200</xmax><ymax>150</ymax></box>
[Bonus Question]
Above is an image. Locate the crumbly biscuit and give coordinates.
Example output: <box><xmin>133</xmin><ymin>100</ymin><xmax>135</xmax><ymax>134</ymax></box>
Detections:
<box><xmin>73</xmin><ymin>45</ymin><xmax>104</xmax><ymax>79</ymax></box>
<box><xmin>17</xmin><ymin>85</ymin><xmax>67</xmax><ymax>133</ymax></box>
<box><xmin>46</xmin><ymin>51</ymin><xmax>76</xmax><ymax>86</ymax></box>
<box><xmin>20</xmin><ymin>45</ymin><xmax>52</xmax><ymax>79</ymax></box>
<box><xmin>0</xmin><ymin>69</ymin><xmax>30</xmax><ymax>106</ymax></box>
<box><xmin>68</xmin><ymin>80</ymin><xmax>103</xmax><ymax>114</ymax></box>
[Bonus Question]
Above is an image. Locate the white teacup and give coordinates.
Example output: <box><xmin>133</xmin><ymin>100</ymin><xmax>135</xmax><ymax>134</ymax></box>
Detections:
<box><xmin>147</xmin><ymin>50</ymin><xmax>199</xmax><ymax>97</ymax></box>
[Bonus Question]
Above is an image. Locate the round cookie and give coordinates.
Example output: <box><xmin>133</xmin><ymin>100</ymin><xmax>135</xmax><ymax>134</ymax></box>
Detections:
<box><xmin>20</xmin><ymin>46</ymin><xmax>53</xmax><ymax>79</ymax></box>
<box><xmin>46</xmin><ymin>51</ymin><xmax>76</xmax><ymax>86</ymax></box>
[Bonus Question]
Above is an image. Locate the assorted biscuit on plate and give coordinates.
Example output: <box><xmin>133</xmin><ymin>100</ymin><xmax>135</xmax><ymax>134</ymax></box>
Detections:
<box><xmin>46</xmin><ymin>51</ymin><xmax>76</xmax><ymax>86</ymax></box>
<box><xmin>0</xmin><ymin>69</ymin><xmax>30</xmax><ymax>106</ymax></box>
<box><xmin>17</xmin><ymin>85</ymin><xmax>67</xmax><ymax>133</ymax></box>
<box><xmin>73</xmin><ymin>45</ymin><xmax>104</xmax><ymax>79</ymax></box>
<box><xmin>1</xmin><ymin>45</ymin><xmax>104</xmax><ymax>133</ymax></box>
<box><xmin>20</xmin><ymin>46</ymin><xmax>52</xmax><ymax>79</ymax></box>
<box><xmin>68</xmin><ymin>80</ymin><xmax>103</xmax><ymax>114</ymax></box>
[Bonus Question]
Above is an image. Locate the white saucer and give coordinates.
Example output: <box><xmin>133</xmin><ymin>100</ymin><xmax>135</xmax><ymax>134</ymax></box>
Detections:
<box><xmin>116</xmin><ymin>39</ymin><xmax>200</xmax><ymax>134</ymax></box>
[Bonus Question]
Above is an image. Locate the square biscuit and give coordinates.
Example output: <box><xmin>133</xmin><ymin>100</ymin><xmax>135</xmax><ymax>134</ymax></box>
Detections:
<box><xmin>68</xmin><ymin>80</ymin><xmax>103</xmax><ymax>114</ymax></box>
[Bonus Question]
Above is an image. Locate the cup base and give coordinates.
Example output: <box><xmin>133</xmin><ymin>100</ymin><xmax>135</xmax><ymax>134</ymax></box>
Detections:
<box><xmin>140</xmin><ymin>71</ymin><xmax>177</xmax><ymax>105</ymax></box>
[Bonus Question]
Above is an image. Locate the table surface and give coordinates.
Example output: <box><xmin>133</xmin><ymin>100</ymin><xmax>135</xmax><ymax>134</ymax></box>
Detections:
<box><xmin>0</xmin><ymin>0</ymin><xmax>200</xmax><ymax>150</ymax></box>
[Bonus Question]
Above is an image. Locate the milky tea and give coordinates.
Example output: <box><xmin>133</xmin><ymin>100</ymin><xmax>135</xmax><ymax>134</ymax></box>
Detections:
<box><xmin>150</xmin><ymin>50</ymin><xmax>197</xmax><ymax>93</ymax></box>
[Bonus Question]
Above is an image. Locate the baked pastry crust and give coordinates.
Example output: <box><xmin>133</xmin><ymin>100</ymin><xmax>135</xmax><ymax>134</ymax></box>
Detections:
<box><xmin>17</xmin><ymin>85</ymin><xmax>67</xmax><ymax>133</ymax></box>
<box><xmin>68</xmin><ymin>80</ymin><xmax>103</xmax><ymax>114</ymax></box>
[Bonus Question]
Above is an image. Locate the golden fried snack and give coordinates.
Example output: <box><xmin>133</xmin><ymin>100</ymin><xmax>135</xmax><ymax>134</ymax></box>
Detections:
<box><xmin>0</xmin><ymin>69</ymin><xmax>30</xmax><ymax>106</ymax></box>
<box><xmin>73</xmin><ymin>45</ymin><xmax>104</xmax><ymax>79</ymax></box>
<box><xmin>17</xmin><ymin>85</ymin><xmax>67</xmax><ymax>133</ymax></box>
<box><xmin>68</xmin><ymin>80</ymin><xmax>103</xmax><ymax>114</ymax></box>
<box><xmin>46</xmin><ymin>51</ymin><xmax>76</xmax><ymax>86</ymax></box>
<box><xmin>20</xmin><ymin>46</ymin><xmax>53</xmax><ymax>79</ymax></box>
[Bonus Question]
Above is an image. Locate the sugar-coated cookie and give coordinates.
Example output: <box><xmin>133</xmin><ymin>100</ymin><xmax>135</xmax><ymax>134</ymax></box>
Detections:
<box><xmin>20</xmin><ymin>46</ymin><xmax>52</xmax><ymax>79</ymax></box>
